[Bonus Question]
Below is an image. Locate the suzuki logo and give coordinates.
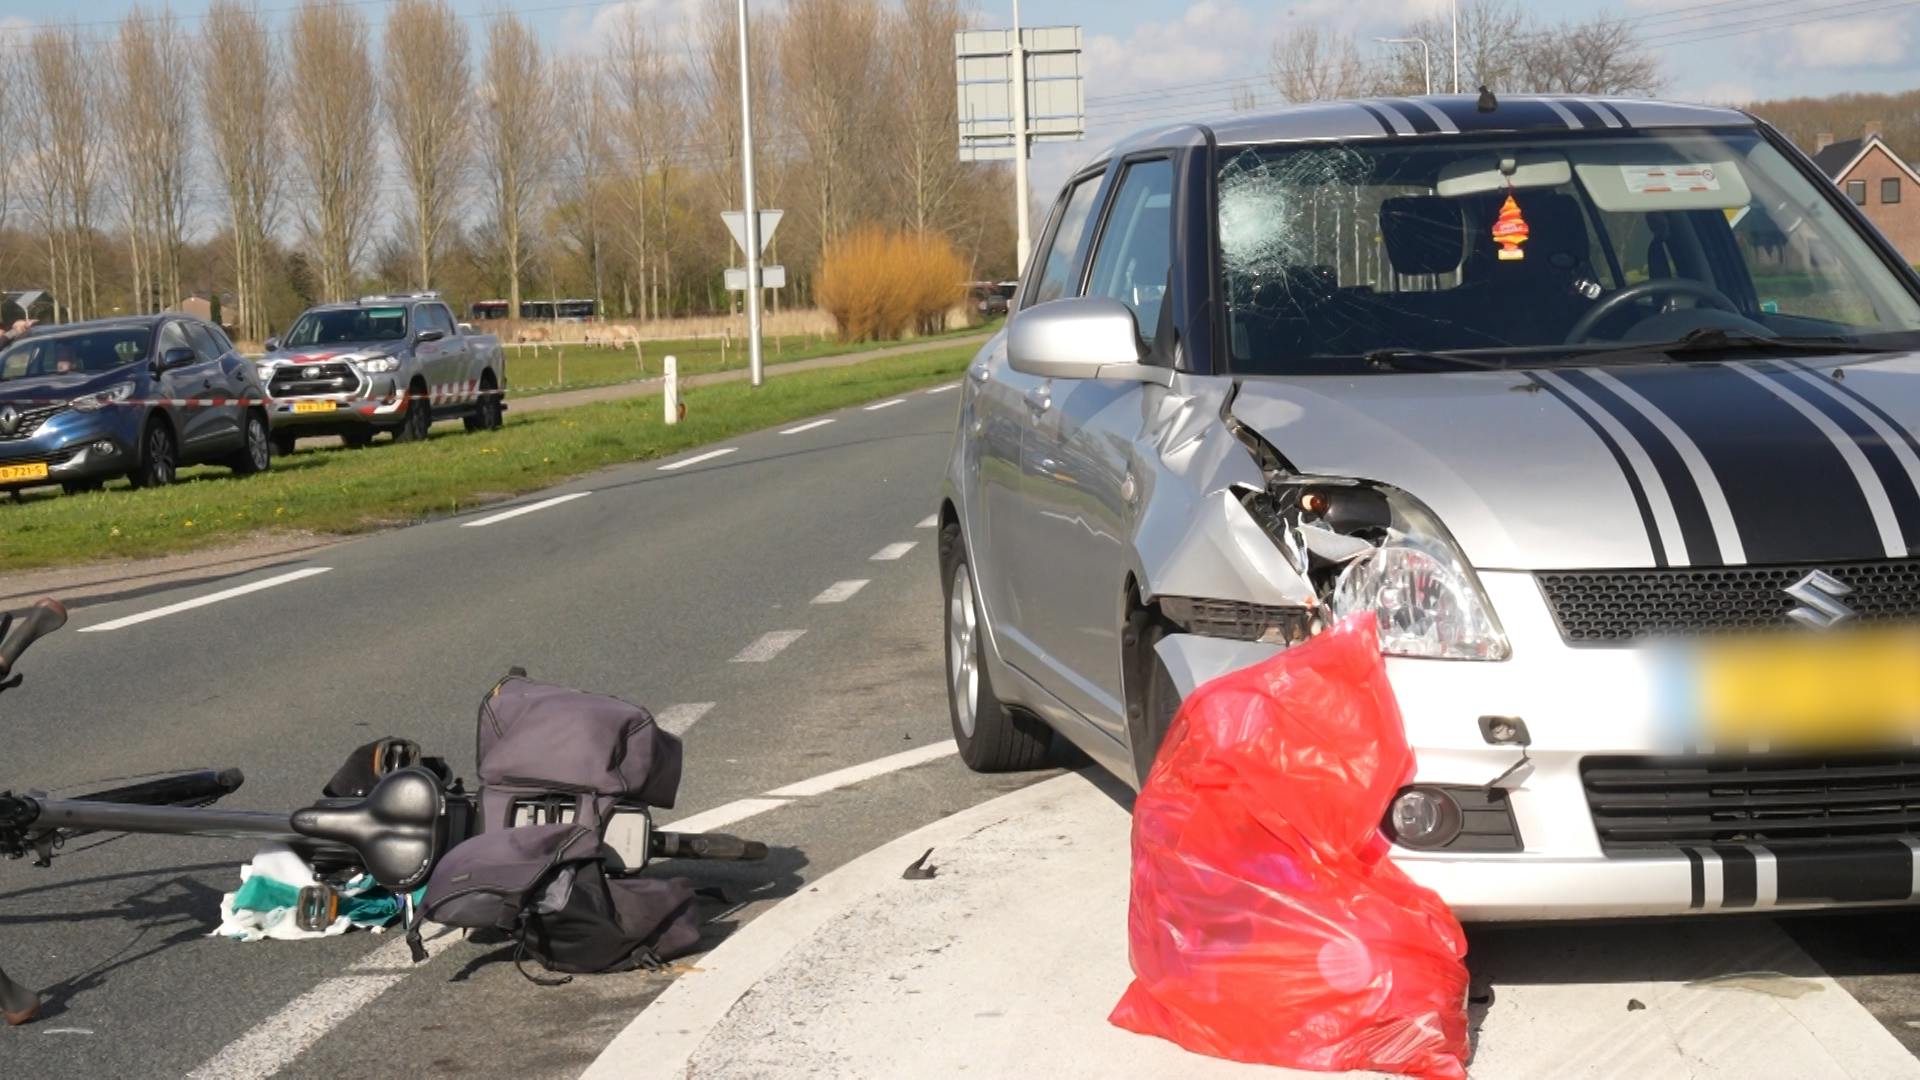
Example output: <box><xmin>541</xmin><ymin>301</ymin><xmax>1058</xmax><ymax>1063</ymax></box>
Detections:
<box><xmin>0</xmin><ymin>405</ymin><xmax>16</xmax><ymax>436</ymax></box>
<box><xmin>1785</xmin><ymin>570</ymin><xmax>1856</xmax><ymax>630</ymax></box>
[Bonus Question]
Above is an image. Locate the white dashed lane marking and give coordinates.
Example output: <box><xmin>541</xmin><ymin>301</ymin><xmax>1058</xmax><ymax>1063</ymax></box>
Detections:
<box><xmin>811</xmin><ymin>580</ymin><xmax>869</xmax><ymax>604</ymax></box>
<box><xmin>655</xmin><ymin>702</ymin><xmax>718</xmax><ymax>735</ymax></box>
<box><xmin>460</xmin><ymin>491</ymin><xmax>590</xmax><ymax>528</ymax></box>
<box><xmin>658</xmin><ymin>447</ymin><xmax>738</xmax><ymax>471</ymax></box>
<box><xmin>764</xmin><ymin>741</ymin><xmax>958</xmax><ymax>798</ymax></box>
<box><xmin>863</xmin><ymin>398</ymin><xmax>904</xmax><ymax>411</ymax></box>
<box><xmin>81</xmin><ymin>568</ymin><xmax>334</xmax><ymax>632</ymax></box>
<box><xmin>925</xmin><ymin>382</ymin><xmax>960</xmax><ymax>394</ymax></box>
<box><xmin>916</xmin><ymin>514</ymin><xmax>937</xmax><ymax>529</ymax></box>
<box><xmin>731</xmin><ymin>629</ymin><xmax>807</xmax><ymax>662</ymax></box>
<box><xmin>869</xmin><ymin>542</ymin><xmax>917</xmax><ymax>561</ymax></box>
<box><xmin>780</xmin><ymin>418</ymin><xmax>835</xmax><ymax>435</ymax></box>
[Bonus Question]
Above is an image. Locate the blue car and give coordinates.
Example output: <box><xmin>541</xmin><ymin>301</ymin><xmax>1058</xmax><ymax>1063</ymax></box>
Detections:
<box><xmin>0</xmin><ymin>314</ymin><xmax>273</xmax><ymax>494</ymax></box>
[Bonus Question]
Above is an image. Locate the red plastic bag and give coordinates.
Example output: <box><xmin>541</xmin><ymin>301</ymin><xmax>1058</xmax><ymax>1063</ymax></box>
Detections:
<box><xmin>1109</xmin><ymin>613</ymin><xmax>1470</xmax><ymax>1079</ymax></box>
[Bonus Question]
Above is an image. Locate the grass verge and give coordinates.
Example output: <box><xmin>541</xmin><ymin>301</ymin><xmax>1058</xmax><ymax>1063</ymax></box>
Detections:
<box><xmin>500</xmin><ymin>321</ymin><xmax>995</xmax><ymax>397</ymax></box>
<box><xmin>0</xmin><ymin>344</ymin><xmax>976</xmax><ymax>574</ymax></box>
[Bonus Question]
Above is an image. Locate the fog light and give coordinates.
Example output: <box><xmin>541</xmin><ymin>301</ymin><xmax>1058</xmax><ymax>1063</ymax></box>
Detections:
<box><xmin>1385</xmin><ymin>786</ymin><xmax>1463</xmax><ymax>850</ymax></box>
<box><xmin>92</xmin><ymin>440</ymin><xmax>116</xmax><ymax>456</ymax></box>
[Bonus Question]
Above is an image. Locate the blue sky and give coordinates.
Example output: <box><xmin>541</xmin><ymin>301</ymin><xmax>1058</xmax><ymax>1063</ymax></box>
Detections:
<box><xmin>2</xmin><ymin>1</ymin><xmax>1910</xmax><ymax>203</ymax></box>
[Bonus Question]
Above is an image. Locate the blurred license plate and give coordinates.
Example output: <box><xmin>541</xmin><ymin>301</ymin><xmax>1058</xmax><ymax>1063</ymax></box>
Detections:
<box><xmin>1684</xmin><ymin>630</ymin><xmax>1920</xmax><ymax>748</ymax></box>
<box><xmin>0</xmin><ymin>462</ymin><xmax>48</xmax><ymax>482</ymax></box>
<box><xmin>293</xmin><ymin>401</ymin><xmax>337</xmax><ymax>414</ymax></box>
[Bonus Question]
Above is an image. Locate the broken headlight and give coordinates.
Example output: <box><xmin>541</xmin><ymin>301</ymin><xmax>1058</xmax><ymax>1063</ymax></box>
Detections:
<box><xmin>1250</xmin><ymin>480</ymin><xmax>1510</xmax><ymax>661</ymax></box>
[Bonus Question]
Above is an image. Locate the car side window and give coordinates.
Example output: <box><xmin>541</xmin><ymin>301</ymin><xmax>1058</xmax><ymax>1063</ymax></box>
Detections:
<box><xmin>184</xmin><ymin>321</ymin><xmax>226</xmax><ymax>361</ymax></box>
<box><xmin>156</xmin><ymin>321</ymin><xmax>192</xmax><ymax>359</ymax></box>
<box><xmin>1086</xmin><ymin>158</ymin><xmax>1175</xmax><ymax>340</ymax></box>
<box><xmin>1026</xmin><ymin>175</ymin><xmax>1104</xmax><ymax>307</ymax></box>
<box><xmin>418</xmin><ymin>304</ymin><xmax>453</xmax><ymax>336</ymax></box>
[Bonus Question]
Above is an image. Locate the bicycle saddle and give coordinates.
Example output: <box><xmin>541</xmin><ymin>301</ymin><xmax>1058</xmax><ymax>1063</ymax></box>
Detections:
<box><xmin>291</xmin><ymin>767</ymin><xmax>446</xmax><ymax>891</ymax></box>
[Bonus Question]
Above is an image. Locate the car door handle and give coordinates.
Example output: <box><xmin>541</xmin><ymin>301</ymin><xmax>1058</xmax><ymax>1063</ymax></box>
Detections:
<box><xmin>1023</xmin><ymin>385</ymin><xmax>1051</xmax><ymax>413</ymax></box>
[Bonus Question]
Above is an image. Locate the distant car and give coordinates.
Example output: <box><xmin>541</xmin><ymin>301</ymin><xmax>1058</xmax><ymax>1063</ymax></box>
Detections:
<box><xmin>970</xmin><ymin>281</ymin><xmax>1015</xmax><ymax>318</ymax></box>
<box><xmin>0</xmin><ymin>314</ymin><xmax>272</xmax><ymax>494</ymax></box>
<box><xmin>941</xmin><ymin>94</ymin><xmax>1920</xmax><ymax>921</ymax></box>
<box><xmin>259</xmin><ymin>292</ymin><xmax>506</xmax><ymax>453</ymax></box>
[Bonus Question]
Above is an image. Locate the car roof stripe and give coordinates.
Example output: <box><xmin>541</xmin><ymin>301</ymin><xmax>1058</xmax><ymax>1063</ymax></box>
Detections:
<box><xmin>1395</xmin><ymin>97</ymin><xmax>1459</xmax><ymax>133</ymax></box>
<box><xmin>1538</xmin><ymin>98</ymin><xmax>1584</xmax><ymax>129</ymax></box>
<box><xmin>1352</xmin><ymin>102</ymin><xmax>1403</xmax><ymax>137</ymax></box>
<box><xmin>1378</xmin><ymin>99</ymin><xmax>1439</xmax><ymax>134</ymax></box>
<box><xmin>1557</xmin><ymin>98</ymin><xmax>1606</xmax><ymax>129</ymax></box>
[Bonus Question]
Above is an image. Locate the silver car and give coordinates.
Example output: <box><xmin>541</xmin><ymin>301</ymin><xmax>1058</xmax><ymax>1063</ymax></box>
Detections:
<box><xmin>939</xmin><ymin>94</ymin><xmax>1920</xmax><ymax>921</ymax></box>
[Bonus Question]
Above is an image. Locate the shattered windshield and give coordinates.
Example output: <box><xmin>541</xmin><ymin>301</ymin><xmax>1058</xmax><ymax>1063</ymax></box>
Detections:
<box><xmin>1216</xmin><ymin>129</ymin><xmax>1920</xmax><ymax>373</ymax></box>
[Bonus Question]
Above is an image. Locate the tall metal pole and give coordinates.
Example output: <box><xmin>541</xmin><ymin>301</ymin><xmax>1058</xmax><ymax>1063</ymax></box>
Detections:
<box><xmin>1011</xmin><ymin>0</ymin><xmax>1031</xmax><ymax>272</ymax></box>
<box><xmin>737</xmin><ymin>0</ymin><xmax>765</xmax><ymax>387</ymax></box>
<box><xmin>1450</xmin><ymin>0</ymin><xmax>1460</xmax><ymax>94</ymax></box>
<box><xmin>1376</xmin><ymin>38</ymin><xmax>1431</xmax><ymax>95</ymax></box>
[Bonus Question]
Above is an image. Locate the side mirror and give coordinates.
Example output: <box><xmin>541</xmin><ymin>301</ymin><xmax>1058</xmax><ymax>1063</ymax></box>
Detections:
<box><xmin>156</xmin><ymin>346</ymin><xmax>197</xmax><ymax>372</ymax></box>
<box><xmin>416</xmin><ymin>329</ymin><xmax>446</xmax><ymax>344</ymax></box>
<box><xmin>264</xmin><ymin>338</ymin><xmax>280</xmax><ymax>352</ymax></box>
<box><xmin>1006</xmin><ymin>297</ymin><xmax>1168</xmax><ymax>384</ymax></box>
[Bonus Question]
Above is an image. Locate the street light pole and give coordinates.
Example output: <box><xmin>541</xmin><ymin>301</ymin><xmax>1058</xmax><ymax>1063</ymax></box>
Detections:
<box><xmin>736</xmin><ymin>0</ymin><xmax>765</xmax><ymax>387</ymax></box>
<box><xmin>1376</xmin><ymin>37</ymin><xmax>1431</xmax><ymax>95</ymax></box>
<box><xmin>1012</xmin><ymin>0</ymin><xmax>1031</xmax><ymax>273</ymax></box>
<box><xmin>1450</xmin><ymin>0</ymin><xmax>1460</xmax><ymax>94</ymax></box>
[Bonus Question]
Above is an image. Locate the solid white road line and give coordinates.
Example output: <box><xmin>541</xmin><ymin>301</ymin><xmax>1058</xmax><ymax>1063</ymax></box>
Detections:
<box><xmin>185</xmin><ymin>974</ymin><xmax>405</xmax><ymax>1080</ymax></box>
<box><xmin>780</xmin><ymin>418</ymin><xmax>836</xmax><ymax>435</ymax></box>
<box><xmin>765</xmin><ymin>740</ymin><xmax>958</xmax><ymax>798</ymax></box>
<box><xmin>915</xmin><ymin>514</ymin><xmax>937</xmax><ymax>529</ymax></box>
<box><xmin>667</xmin><ymin>797</ymin><xmax>792</xmax><ymax>835</ymax></box>
<box><xmin>811</xmin><ymin>579</ymin><xmax>869</xmax><ymax>604</ymax></box>
<box><xmin>351</xmin><ymin>925</ymin><xmax>465</xmax><ymax>971</ymax></box>
<box><xmin>925</xmin><ymin>382</ymin><xmax>960</xmax><ymax>394</ymax></box>
<box><xmin>731</xmin><ymin>629</ymin><xmax>806</xmax><ymax>662</ymax></box>
<box><xmin>658</xmin><ymin>446</ymin><xmax>738</xmax><ymax>471</ymax></box>
<box><xmin>869</xmin><ymin>541</ymin><xmax>917</xmax><ymax>561</ymax></box>
<box><xmin>80</xmin><ymin>568</ymin><xmax>334</xmax><ymax>633</ymax></box>
<box><xmin>655</xmin><ymin>702</ymin><xmax>717</xmax><ymax>735</ymax></box>
<box><xmin>459</xmin><ymin>491</ymin><xmax>590</xmax><ymax>528</ymax></box>
<box><xmin>863</xmin><ymin>398</ymin><xmax>904</xmax><ymax>411</ymax></box>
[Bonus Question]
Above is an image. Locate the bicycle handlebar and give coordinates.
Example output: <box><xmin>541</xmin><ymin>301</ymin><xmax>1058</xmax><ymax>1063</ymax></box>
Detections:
<box><xmin>0</xmin><ymin>599</ymin><xmax>66</xmax><ymax>678</ymax></box>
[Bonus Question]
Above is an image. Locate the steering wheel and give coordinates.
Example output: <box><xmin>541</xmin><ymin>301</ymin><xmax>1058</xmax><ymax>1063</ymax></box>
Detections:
<box><xmin>1564</xmin><ymin>279</ymin><xmax>1741</xmax><ymax>344</ymax></box>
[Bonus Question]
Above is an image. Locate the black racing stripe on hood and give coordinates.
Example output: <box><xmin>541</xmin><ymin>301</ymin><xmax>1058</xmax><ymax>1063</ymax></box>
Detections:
<box><xmin>1528</xmin><ymin>373</ymin><xmax>1668</xmax><ymax>565</ymax></box>
<box><xmin>1427</xmin><ymin>97</ymin><xmax>1572</xmax><ymax>133</ymax></box>
<box><xmin>1561</xmin><ymin>369</ymin><xmax>1723</xmax><ymax>564</ymax></box>
<box><xmin>1756</xmin><ymin>361</ymin><xmax>1920</xmax><ymax>551</ymax></box>
<box><xmin>1783</xmin><ymin>358</ymin><xmax>1920</xmax><ymax>467</ymax></box>
<box><xmin>1599</xmin><ymin>363</ymin><xmax>1885</xmax><ymax>563</ymax></box>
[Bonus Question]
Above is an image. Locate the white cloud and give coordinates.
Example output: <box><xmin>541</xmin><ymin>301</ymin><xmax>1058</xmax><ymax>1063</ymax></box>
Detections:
<box><xmin>559</xmin><ymin>0</ymin><xmax>707</xmax><ymax>57</ymax></box>
<box><xmin>1781</xmin><ymin>15</ymin><xmax>1911</xmax><ymax>68</ymax></box>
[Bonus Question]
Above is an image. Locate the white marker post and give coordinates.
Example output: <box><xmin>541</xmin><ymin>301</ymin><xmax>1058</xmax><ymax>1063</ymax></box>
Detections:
<box><xmin>664</xmin><ymin>354</ymin><xmax>679</xmax><ymax>425</ymax></box>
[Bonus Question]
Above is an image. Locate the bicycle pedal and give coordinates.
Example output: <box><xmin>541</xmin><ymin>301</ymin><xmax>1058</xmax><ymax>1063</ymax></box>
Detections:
<box><xmin>295</xmin><ymin>884</ymin><xmax>340</xmax><ymax>933</ymax></box>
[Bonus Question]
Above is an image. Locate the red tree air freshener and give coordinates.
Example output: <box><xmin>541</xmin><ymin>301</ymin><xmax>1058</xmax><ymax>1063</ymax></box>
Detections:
<box><xmin>1110</xmin><ymin>613</ymin><xmax>1470</xmax><ymax>1080</ymax></box>
<box><xmin>1492</xmin><ymin>193</ymin><xmax>1529</xmax><ymax>261</ymax></box>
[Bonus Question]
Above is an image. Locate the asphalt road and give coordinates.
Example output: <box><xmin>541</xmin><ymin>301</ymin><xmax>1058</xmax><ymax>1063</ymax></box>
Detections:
<box><xmin>0</xmin><ymin>377</ymin><xmax>1046</xmax><ymax>1078</ymax></box>
<box><xmin>7</xmin><ymin>375</ymin><xmax>1920</xmax><ymax>1078</ymax></box>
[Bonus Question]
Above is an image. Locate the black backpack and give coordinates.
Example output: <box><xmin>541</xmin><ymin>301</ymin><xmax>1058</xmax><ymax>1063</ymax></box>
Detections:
<box><xmin>413</xmin><ymin>675</ymin><xmax>702</xmax><ymax>980</ymax></box>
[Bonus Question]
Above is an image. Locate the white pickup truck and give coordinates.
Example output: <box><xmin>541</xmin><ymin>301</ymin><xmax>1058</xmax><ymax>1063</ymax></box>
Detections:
<box><xmin>258</xmin><ymin>292</ymin><xmax>507</xmax><ymax>452</ymax></box>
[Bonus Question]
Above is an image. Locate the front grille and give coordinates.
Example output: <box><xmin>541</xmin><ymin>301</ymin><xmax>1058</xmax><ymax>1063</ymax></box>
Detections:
<box><xmin>1537</xmin><ymin>559</ymin><xmax>1920</xmax><ymax>644</ymax></box>
<box><xmin>0</xmin><ymin>403</ymin><xmax>67</xmax><ymax>441</ymax></box>
<box><xmin>1158</xmin><ymin>596</ymin><xmax>1312</xmax><ymax>645</ymax></box>
<box><xmin>1583</xmin><ymin>751</ymin><xmax>1920</xmax><ymax>853</ymax></box>
<box><xmin>270</xmin><ymin>363</ymin><xmax>362</xmax><ymax>398</ymax></box>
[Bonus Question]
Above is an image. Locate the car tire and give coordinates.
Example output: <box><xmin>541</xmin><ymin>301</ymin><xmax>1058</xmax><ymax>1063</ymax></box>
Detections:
<box><xmin>230</xmin><ymin>411</ymin><xmax>271</xmax><ymax>475</ymax></box>
<box><xmin>940</xmin><ymin>521</ymin><xmax>1051</xmax><ymax>772</ymax></box>
<box><xmin>340</xmin><ymin>429</ymin><xmax>374</xmax><ymax>449</ymax></box>
<box><xmin>464</xmin><ymin>376</ymin><xmax>503</xmax><ymax>432</ymax></box>
<box><xmin>1127</xmin><ymin>621</ymin><xmax>1182</xmax><ymax>787</ymax></box>
<box><xmin>61</xmin><ymin>479</ymin><xmax>105</xmax><ymax>495</ymax></box>
<box><xmin>271</xmin><ymin>432</ymin><xmax>298</xmax><ymax>457</ymax></box>
<box><xmin>394</xmin><ymin>387</ymin><xmax>431</xmax><ymax>443</ymax></box>
<box><xmin>127</xmin><ymin>421</ymin><xmax>177</xmax><ymax>489</ymax></box>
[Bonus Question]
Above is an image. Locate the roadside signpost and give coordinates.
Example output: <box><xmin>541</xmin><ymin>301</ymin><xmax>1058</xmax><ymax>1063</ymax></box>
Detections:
<box><xmin>721</xmin><ymin>208</ymin><xmax>785</xmax><ymax>376</ymax></box>
<box><xmin>955</xmin><ymin>10</ymin><xmax>1084</xmax><ymax>273</ymax></box>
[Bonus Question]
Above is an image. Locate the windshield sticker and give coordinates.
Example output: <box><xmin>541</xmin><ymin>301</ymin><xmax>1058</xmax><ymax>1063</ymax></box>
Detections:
<box><xmin>1621</xmin><ymin>164</ymin><xmax>1721</xmax><ymax>195</ymax></box>
<box><xmin>1492</xmin><ymin>194</ymin><xmax>1529</xmax><ymax>261</ymax></box>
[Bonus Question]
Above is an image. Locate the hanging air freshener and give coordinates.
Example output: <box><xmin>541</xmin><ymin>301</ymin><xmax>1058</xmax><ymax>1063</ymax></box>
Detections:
<box><xmin>1492</xmin><ymin>193</ymin><xmax>1529</xmax><ymax>261</ymax></box>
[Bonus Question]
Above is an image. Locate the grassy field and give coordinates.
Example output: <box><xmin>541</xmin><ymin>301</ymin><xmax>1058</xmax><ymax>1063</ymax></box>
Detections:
<box><xmin>500</xmin><ymin>321</ymin><xmax>994</xmax><ymax>397</ymax></box>
<box><xmin>0</xmin><ymin>344</ymin><xmax>976</xmax><ymax>574</ymax></box>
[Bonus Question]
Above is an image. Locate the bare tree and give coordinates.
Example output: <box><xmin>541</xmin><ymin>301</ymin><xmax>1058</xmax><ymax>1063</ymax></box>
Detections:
<box><xmin>382</xmin><ymin>0</ymin><xmax>471</xmax><ymax>290</ymax></box>
<box><xmin>109</xmin><ymin>7</ymin><xmax>193</xmax><ymax>314</ymax></box>
<box><xmin>605</xmin><ymin>11</ymin><xmax>684</xmax><ymax>321</ymax></box>
<box><xmin>202</xmin><ymin>1</ymin><xmax>282</xmax><ymax>341</ymax></box>
<box><xmin>1268</xmin><ymin>24</ymin><xmax>1375</xmax><ymax>103</ymax></box>
<box><xmin>289</xmin><ymin>0</ymin><xmax>381</xmax><ymax>300</ymax></box>
<box><xmin>478</xmin><ymin>12</ymin><xmax>555</xmax><ymax>324</ymax></box>
<box><xmin>24</xmin><ymin>27</ymin><xmax>102</xmax><ymax>322</ymax></box>
<box><xmin>781</xmin><ymin>0</ymin><xmax>884</xmax><ymax>248</ymax></box>
<box><xmin>1522</xmin><ymin>15</ymin><xmax>1662</xmax><ymax>96</ymax></box>
<box><xmin>885</xmin><ymin>0</ymin><xmax>965</xmax><ymax>233</ymax></box>
<box><xmin>1393</xmin><ymin>1</ymin><xmax>1660</xmax><ymax>96</ymax></box>
<box><xmin>554</xmin><ymin>62</ymin><xmax>609</xmax><ymax>316</ymax></box>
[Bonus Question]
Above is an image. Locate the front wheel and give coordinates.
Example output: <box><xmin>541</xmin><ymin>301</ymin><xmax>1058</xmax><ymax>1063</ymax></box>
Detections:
<box><xmin>230</xmin><ymin>411</ymin><xmax>271</xmax><ymax>475</ymax></box>
<box><xmin>394</xmin><ymin>390</ymin><xmax>431</xmax><ymax>443</ymax></box>
<box><xmin>271</xmin><ymin>432</ymin><xmax>298</xmax><ymax>457</ymax></box>
<box><xmin>941</xmin><ymin>521</ymin><xmax>1051</xmax><ymax>772</ymax></box>
<box><xmin>127</xmin><ymin>421</ymin><xmax>177</xmax><ymax>489</ymax></box>
<box><xmin>464</xmin><ymin>379</ymin><xmax>503</xmax><ymax>432</ymax></box>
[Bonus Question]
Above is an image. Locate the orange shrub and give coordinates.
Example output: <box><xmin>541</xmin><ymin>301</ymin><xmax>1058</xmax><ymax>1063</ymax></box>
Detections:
<box><xmin>816</xmin><ymin>226</ymin><xmax>968</xmax><ymax>342</ymax></box>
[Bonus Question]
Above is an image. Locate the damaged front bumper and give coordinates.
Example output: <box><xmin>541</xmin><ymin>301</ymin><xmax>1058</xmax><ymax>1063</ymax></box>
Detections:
<box><xmin>1156</xmin><ymin>570</ymin><xmax>1920</xmax><ymax>922</ymax></box>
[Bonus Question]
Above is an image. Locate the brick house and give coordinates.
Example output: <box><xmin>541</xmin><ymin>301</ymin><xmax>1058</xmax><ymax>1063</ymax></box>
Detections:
<box><xmin>1811</xmin><ymin>122</ymin><xmax>1920</xmax><ymax>259</ymax></box>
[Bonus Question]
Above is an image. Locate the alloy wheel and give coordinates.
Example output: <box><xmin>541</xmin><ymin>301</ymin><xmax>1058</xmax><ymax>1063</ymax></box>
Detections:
<box><xmin>947</xmin><ymin>562</ymin><xmax>980</xmax><ymax>739</ymax></box>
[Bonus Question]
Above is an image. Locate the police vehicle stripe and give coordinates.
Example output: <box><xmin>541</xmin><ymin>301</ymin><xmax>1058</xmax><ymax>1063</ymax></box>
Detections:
<box><xmin>1584</xmin><ymin>368</ymin><xmax>1749</xmax><ymax>563</ymax></box>
<box><xmin>1556</xmin><ymin>98</ymin><xmax>1606</xmax><ymax>129</ymax></box>
<box><xmin>1563</xmin><ymin>370</ymin><xmax>1723</xmax><ymax>564</ymax></box>
<box><xmin>1732</xmin><ymin>363</ymin><xmax>1907</xmax><ymax>557</ymax></box>
<box><xmin>1757</xmin><ymin>360</ymin><xmax>1920</xmax><ymax>554</ymax></box>
<box><xmin>1538</xmin><ymin>98</ymin><xmax>1585</xmax><ymax>129</ymax></box>
<box><xmin>1529</xmin><ymin>371</ymin><xmax>1673</xmax><ymax>565</ymax></box>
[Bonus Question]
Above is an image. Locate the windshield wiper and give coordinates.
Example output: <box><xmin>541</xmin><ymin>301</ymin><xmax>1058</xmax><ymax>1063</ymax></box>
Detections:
<box><xmin>1658</xmin><ymin>327</ymin><xmax>1909</xmax><ymax>357</ymax></box>
<box><xmin>1360</xmin><ymin>348</ymin><xmax>1510</xmax><ymax>371</ymax></box>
